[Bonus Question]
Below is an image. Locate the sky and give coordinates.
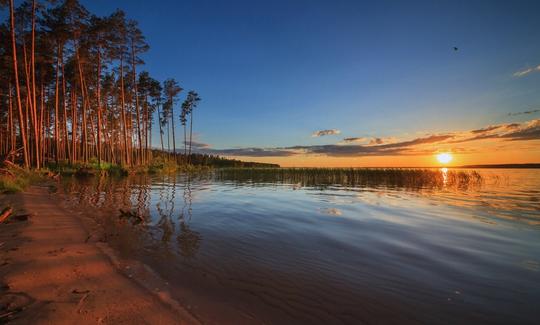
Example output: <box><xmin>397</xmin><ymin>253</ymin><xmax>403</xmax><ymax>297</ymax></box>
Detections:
<box><xmin>83</xmin><ymin>0</ymin><xmax>540</xmax><ymax>167</ymax></box>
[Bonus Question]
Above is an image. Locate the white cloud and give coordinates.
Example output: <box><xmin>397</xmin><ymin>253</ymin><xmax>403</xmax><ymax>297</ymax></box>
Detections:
<box><xmin>513</xmin><ymin>65</ymin><xmax>540</xmax><ymax>77</ymax></box>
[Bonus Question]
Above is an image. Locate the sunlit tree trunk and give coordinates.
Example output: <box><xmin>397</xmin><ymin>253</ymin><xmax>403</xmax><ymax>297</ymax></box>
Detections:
<box><xmin>61</xmin><ymin>53</ymin><xmax>71</xmax><ymax>164</ymax></box>
<box><xmin>183</xmin><ymin>117</ymin><xmax>187</xmax><ymax>157</ymax></box>
<box><xmin>8</xmin><ymin>83</ymin><xmax>15</xmax><ymax>154</ymax></box>
<box><xmin>76</xmin><ymin>47</ymin><xmax>88</xmax><ymax>163</ymax></box>
<box><xmin>54</xmin><ymin>45</ymin><xmax>62</xmax><ymax>164</ymax></box>
<box><xmin>23</xmin><ymin>42</ymin><xmax>36</xmax><ymax>165</ymax></box>
<box><xmin>188</xmin><ymin>109</ymin><xmax>193</xmax><ymax>163</ymax></box>
<box><xmin>96</xmin><ymin>46</ymin><xmax>102</xmax><ymax>166</ymax></box>
<box><xmin>157</xmin><ymin>100</ymin><xmax>164</xmax><ymax>152</ymax></box>
<box><xmin>31</xmin><ymin>0</ymin><xmax>39</xmax><ymax>168</ymax></box>
<box><xmin>142</xmin><ymin>94</ymin><xmax>148</xmax><ymax>163</ymax></box>
<box><xmin>120</xmin><ymin>54</ymin><xmax>130</xmax><ymax>166</ymax></box>
<box><xmin>131</xmin><ymin>42</ymin><xmax>143</xmax><ymax>165</ymax></box>
<box><xmin>166</xmin><ymin>119</ymin><xmax>170</xmax><ymax>155</ymax></box>
<box><xmin>39</xmin><ymin>82</ymin><xmax>45</xmax><ymax>164</ymax></box>
<box><xmin>170</xmin><ymin>95</ymin><xmax>176</xmax><ymax>156</ymax></box>
<box><xmin>71</xmin><ymin>86</ymin><xmax>77</xmax><ymax>162</ymax></box>
<box><xmin>10</xmin><ymin>0</ymin><xmax>29</xmax><ymax>167</ymax></box>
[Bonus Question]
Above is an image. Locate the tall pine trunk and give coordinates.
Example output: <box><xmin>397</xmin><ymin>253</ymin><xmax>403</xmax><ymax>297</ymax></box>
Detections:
<box><xmin>10</xmin><ymin>0</ymin><xmax>29</xmax><ymax>168</ymax></box>
<box><xmin>8</xmin><ymin>83</ymin><xmax>15</xmax><ymax>153</ymax></box>
<box><xmin>61</xmin><ymin>52</ymin><xmax>71</xmax><ymax>163</ymax></box>
<box><xmin>54</xmin><ymin>45</ymin><xmax>60</xmax><ymax>164</ymax></box>
<box><xmin>76</xmin><ymin>47</ymin><xmax>88</xmax><ymax>163</ymax></box>
<box><xmin>131</xmin><ymin>42</ymin><xmax>143</xmax><ymax>165</ymax></box>
<box><xmin>188</xmin><ymin>109</ymin><xmax>193</xmax><ymax>163</ymax></box>
<box><xmin>31</xmin><ymin>0</ymin><xmax>39</xmax><ymax>168</ymax></box>
<box><xmin>71</xmin><ymin>86</ymin><xmax>77</xmax><ymax>162</ymax></box>
<box><xmin>158</xmin><ymin>100</ymin><xmax>164</xmax><ymax>152</ymax></box>
<box><xmin>183</xmin><ymin>120</ymin><xmax>187</xmax><ymax>160</ymax></box>
<box><xmin>120</xmin><ymin>54</ymin><xmax>130</xmax><ymax>166</ymax></box>
<box><xmin>170</xmin><ymin>96</ymin><xmax>176</xmax><ymax>155</ymax></box>
<box><xmin>22</xmin><ymin>42</ymin><xmax>37</xmax><ymax>166</ymax></box>
<box><xmin>96</xmin><ymin>47</ymin><xmax>102</xmax><ymax>166</ymax></box>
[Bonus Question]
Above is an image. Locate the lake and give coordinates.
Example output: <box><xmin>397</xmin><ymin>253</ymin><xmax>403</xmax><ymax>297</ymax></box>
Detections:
<box><xmin>59</xmin><ymin>168</ymin><xmax>540</xmax><ymax>324</ymax></box>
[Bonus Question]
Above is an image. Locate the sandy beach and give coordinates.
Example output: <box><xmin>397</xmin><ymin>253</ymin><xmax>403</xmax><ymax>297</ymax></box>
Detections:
<box><xmin>0</xmin><ymin>186</ymin><xmax>199</xmax><ymax>324</ymax></box>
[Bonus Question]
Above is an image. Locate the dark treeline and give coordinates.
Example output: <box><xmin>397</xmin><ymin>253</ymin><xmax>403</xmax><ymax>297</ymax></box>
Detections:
<box><xmin>150</xmin><ymin>150</ymin><xmax>280</xmax><ymax>168</ymax></box>
<box><xmin>0</xmin><ymin>0</ymin><xmax>202</xmax><ymax>169</ymax></box>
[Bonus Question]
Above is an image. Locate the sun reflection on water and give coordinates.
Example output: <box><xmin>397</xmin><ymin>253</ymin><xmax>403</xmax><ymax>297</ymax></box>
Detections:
<box><xmin>441</xmin><ymin>167</ymin><xmax>448</xmax><ymax>184</ymax></box>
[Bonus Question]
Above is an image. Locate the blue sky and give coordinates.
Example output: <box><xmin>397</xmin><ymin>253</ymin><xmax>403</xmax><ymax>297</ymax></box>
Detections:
<box><xmin>83</xmin><ymin>0</ymin><xmax>540</xmax><ymax>164</ymax></box>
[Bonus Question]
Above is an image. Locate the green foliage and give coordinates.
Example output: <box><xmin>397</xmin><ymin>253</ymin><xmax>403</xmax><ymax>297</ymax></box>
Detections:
<box><xmin>147</xmin><ymin>156</ymin><xmax>212</xmax><ymax>174</ymax></box>
<box><xmin>148</xmin><ymin>157</ymin><xmax>178</xmax><ymax>174</ymax></box>
<box><xmin>45</xmin><ymin>157</ymin><xmax>214</xmax><ymax>178</ymax></box>
<box><xmin>46</xmin><ymin>161</ymin><xmax>129</xmax><ymax>176</ymax></box>
<box><xmin>0</xmin><ymin>178</ymin><xmax>26</xmax><ymax>193</ymax></box>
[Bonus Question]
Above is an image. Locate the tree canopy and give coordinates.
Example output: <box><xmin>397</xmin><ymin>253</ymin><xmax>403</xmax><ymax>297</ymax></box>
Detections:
<box><xmin>0</xmin><ymin>0</ymin><xmax>203</xmax><ymax>168</ymax></box>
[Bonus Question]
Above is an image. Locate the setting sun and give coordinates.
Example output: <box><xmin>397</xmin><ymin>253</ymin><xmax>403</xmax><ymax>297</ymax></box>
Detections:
<box><xmin>436</xmin><ymin>153</ymin><xmax>453</xmax><ymax>164</ymax></box>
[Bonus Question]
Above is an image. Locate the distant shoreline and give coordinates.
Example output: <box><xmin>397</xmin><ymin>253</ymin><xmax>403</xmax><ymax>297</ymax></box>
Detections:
<box><xmin>267</xmin><ymin>164</ymin><xmax>540</xmax><ymax>169</ymax></box>
<box><xmin>457</xmin><ymin>163</ymin><xmax>540</xmax><ymax>169</ymax></box>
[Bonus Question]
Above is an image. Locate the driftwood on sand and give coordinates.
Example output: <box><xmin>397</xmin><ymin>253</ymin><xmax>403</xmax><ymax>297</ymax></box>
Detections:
<box><xmin>0</xmin><ymin>207</ymin><xmax>30</xmax><ymax>224</ymax></box>
<box><xmin>0</xmin><ymin>169</ymin><xmax>15</xmax><ymax>178</ymax></box>
<box><xmin>119</xmin><ymin>209</ymin><xmax>146</xmax><ymax>225</ymax></box>
<box><xmin>2</xmin><ymin>160</ymin><xmax>23</xmax><ymax>171</ymax></box>
<box><xmin>0</xmin><ymin>207</ymin><xmax>13</xmax><ymax>223</ymax></box>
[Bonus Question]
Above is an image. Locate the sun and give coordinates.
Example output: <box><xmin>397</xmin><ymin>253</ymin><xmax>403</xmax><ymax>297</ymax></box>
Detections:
<box><xmin>436</xmin><ymin>153</ymin><xmax>453</xmax><ymax>164</ymax></box>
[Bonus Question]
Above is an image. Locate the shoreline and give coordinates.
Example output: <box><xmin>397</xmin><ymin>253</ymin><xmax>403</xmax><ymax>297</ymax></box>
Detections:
<box><xmin>0</xmin><ymin>185</ymin><xmax>199</xmax><ymax>324</ymax></box>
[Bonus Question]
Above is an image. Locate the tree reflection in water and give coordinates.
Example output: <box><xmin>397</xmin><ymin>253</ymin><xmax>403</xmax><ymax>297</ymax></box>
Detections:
<box><xmin>177</xmin><ymin>174</ymin><xmax>201</xmax><ymax>259</ymax></box>
<box><xmin>156</xmin><ymin>174</ymin><xmax>176</xmax><ymax>245</ymax></box>
<box><xmin>62</xmin><ymin>173</ymin><xmax>202</xmax><ymax>259</ymax></box>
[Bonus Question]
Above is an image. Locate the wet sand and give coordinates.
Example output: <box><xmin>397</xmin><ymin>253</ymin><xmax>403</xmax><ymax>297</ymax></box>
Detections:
<box><xmin>0</xmin><ymin>186</ymin><xmax>199</xmax><ymax>324</ymax></box>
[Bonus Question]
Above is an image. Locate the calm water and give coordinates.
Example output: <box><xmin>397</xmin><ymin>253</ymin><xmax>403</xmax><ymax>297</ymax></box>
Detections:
<box><xmin>60</xmin><ymin>169</ymin><xmax>540</xmax><ymax>324</ymax></box>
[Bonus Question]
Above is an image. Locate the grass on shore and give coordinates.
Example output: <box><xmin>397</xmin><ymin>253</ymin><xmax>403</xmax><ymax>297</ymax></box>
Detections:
<box><xmin>46</xmin><ymin>157</ymin><xmax>212</xmax><ymax>177</ymax></box>
<box><xmin>147</xmin><ymin>157</ymin><xmax>212</xmax><ymax>174</ymax></box>
<box><xmin>0</xmin><ymin>165</ymin><xmax>49</xmax><ymax>193</ymax></box>
<box><xmin>0</xmin><ymin>157</ymin><xmax>213</xmax><ymax>193</ymax></box>
<box><xmin>47</xmin><ymin>161</ymin><xmax>129</xmax><ymax>176</ymax></box>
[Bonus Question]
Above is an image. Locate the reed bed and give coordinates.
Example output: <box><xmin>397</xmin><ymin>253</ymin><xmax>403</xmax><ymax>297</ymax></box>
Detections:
<box><xmin>214</xmin><ymin>168</ymin><xmax>483</xmax><ymax>190</ymax></box>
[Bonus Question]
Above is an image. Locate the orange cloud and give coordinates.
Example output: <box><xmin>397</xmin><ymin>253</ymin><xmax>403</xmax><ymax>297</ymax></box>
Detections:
<box><xmin>197</xmin><ymin>119</ymin><xmax>540</xmax><ymax>165</ymax></box>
